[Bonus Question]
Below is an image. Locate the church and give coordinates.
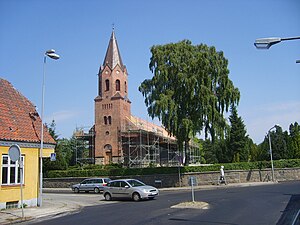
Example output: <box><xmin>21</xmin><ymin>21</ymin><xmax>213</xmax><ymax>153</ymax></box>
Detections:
<box><xmin>75</xmin><ymin>30</ymin><xmax>200</xmax><ymax>167</ymax></box>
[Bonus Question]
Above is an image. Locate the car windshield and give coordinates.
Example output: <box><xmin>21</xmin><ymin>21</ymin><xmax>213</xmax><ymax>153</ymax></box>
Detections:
<box><xmin>127</xmin><ymin>180</ymin><xmax>145</xmax><ymax>187</ymax></box>
<box><xmin>104</xmin><ymin>178</ymin><xmax>111</xmax><ymax>183</ymax></box>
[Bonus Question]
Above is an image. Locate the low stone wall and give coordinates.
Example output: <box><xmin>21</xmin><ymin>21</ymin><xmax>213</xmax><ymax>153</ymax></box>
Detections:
<box><xmin>43</xmin><ymin>167</ymin><xmax>300</xmax><ymax>188</ymax></box>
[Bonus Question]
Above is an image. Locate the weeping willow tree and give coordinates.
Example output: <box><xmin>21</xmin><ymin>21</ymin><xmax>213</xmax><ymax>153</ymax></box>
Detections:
<box><xmin>139</xmin><ymin>40</ymin><xmax>240</xmax><ymax>164</ymax></box>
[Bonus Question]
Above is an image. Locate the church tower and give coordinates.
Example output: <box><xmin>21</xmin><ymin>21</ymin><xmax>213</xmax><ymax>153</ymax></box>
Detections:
<box><xmin>94</xmin><ymin>30</ymin><xmax>131</xmax><ymax>165</ymax></box>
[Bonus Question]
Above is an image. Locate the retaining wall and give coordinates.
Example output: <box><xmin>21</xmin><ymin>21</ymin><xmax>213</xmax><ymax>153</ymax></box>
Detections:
<box><xmin>43</xmin><ymin>167</ymin><xmax>300</xmax><ymax>188</ymax></box>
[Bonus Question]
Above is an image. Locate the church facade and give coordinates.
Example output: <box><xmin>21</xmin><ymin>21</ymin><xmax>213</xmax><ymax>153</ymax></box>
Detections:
<box><xmin>94</xmin><ymin>31</ymin><xmax>131</xmax><ymax>165</ymax></box>
<box><xmin>88</xmin><ymin>31</ymin><xmax>200</xmax><ymax>167</ymax></box>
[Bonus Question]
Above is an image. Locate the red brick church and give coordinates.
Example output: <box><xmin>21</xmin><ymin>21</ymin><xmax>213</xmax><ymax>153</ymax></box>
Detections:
<box><xmin>76</xmin><ymin>30</ymin><xmax>200</xmax><ymax>167</ymax></box>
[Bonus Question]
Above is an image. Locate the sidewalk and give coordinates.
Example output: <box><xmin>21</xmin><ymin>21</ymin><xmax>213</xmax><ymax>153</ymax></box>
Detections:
<box><xmin>0</xmin><ymin>182</ymin><xmax>276</xmax><ymax>225</ymax></box>
<box><xmin>0</xmin><ymin>194</ymin><xmax>82</xmax><ymax>225</ymax></box>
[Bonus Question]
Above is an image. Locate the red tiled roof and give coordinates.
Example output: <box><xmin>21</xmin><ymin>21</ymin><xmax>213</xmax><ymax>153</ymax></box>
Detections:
<box><xmin>0</xmin><ymin>78</ymin><xmax>56</xmax><ymax>145</ymax></box>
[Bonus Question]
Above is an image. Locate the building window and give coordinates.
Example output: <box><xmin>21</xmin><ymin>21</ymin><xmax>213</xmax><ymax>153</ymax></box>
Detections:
<box><xmin>104</xmin><ymin>116</ymin><xmax>108</xmax><ymax>125</ymax></box>
<box><xmin>116</xmin><ymin>79</ymin><xmax>120</xmax><ymax>91</ymax></box>
<box><xmin>104</xmin><ymin>144</ymin><xmax>112</xmax><ymax>152</ymax></box>
<box><xmin>1</xmin><ymin>155</ymin><xmax>24</xmax><ymax>185</ymax></box>
<box><xmin>105</xmin><ymin>79</ymin><xmax>110</xmax><ymax>91</ymax></box>
<box><xmin>125</xmin><ymin>81</ymin><xmax>127</xmax><ymax>93</ymax></box>
<box><xmin>108</xmin><ymin>116</ymin><xmax>112</xmax><ymax>125</ymax></box>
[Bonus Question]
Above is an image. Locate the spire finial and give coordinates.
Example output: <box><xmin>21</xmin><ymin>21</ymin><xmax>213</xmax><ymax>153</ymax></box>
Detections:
<box><xmin>112</xmin><ymin>23</ymin><xmax>115</xmax><ymax>31</ymax></box>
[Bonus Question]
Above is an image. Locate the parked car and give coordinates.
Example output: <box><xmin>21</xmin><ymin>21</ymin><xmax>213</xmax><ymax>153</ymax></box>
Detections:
<box><xmin>72</xmin><ymin>178</ymin><xmax>111</xmax><ymax>193</ymax></box>
<box><xmin>103</xmin><ymin>179</ymin><xmax>159</xmax><ymax>201</ymax></box>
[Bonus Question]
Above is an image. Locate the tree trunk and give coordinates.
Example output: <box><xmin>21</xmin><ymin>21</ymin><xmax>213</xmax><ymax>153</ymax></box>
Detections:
<box><xmin>184</xmin><ymin>139</ymin><xmax>190</xmax><ymax>166</ymax></box>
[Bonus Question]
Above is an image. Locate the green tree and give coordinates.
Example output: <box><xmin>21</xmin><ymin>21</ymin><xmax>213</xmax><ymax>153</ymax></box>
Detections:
<box><xmin>215</xmin><ymin>137</ymin><xmax>230</xmax><ymax>163</ymax></box>
<box><xmin>227</xmin><ymin>105</ymin><xmax>248</xmax><ymax>162</ymax></box>
<box><xmin>202</xmin><ymin>139</ymin><xmax>218</xmax><ymax>163</ymax></box>
<box><xmin>258</xmin><ymin>125</ymin><xmax>288</xmax><ymax>161</ymax></box>
<box><xmin>289</xmin><ymin>122</ymin><xmax>300</xmax><ymax>158</ymax></box>
<box><xmin>139</xmin><ymin>40</ymin><xmax>240</xmax><ymax>164</ymax></box>
<box><xmin>191</xmin><ymin>137</ymin><xmax>205</xmax><ymax>163</ymax></box>
<box><xmin>47</xmin><ymin>120</ymin><xmax>59</xmax><ymax>141</ymax></box>
<box><xmin>246</xmin><ymin>137</ymin><xmax>258</xmax><ymax>162</ymax></box>
<box><xmin>43</xmin><ymin>120</ymin><xmax>68</xmax><ymax>174</ymax></box>
<box><xmin>271</xmin><ymin>126</ymin><xmax>288</xmax><ymax>160</ymax></box>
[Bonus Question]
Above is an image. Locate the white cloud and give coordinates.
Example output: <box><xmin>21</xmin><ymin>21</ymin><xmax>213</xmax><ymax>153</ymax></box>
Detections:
<box><xmin>43</xmin><ymin>110</ymin><xmax>92</xmax><ymax>138</ymax></box>
<box><xmin>45</xmin><ymin>110</ymin><xmax>81</xmax><ymax>123</ymax></box>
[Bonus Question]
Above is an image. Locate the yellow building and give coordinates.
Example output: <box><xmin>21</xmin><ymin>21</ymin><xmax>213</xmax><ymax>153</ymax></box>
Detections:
<box><xmin>0</xmin><ymin>78</ymin><xmax>55</xmax><ymax>209</ymax></box>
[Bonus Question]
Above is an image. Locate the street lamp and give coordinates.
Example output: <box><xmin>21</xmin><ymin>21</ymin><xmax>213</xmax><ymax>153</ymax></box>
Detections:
<box><xmin>254</xmin><ymin>36</ymin><xmax>300</xmax><ymax>49</ymax></box>
<box><xmin>38</xmin><ymin>49</ymin><xmax>60</xmax><ymax>207</ymax></box>
<box><xmin>268</xmin><ymin>124</ymin><xmax>279</xmax><ymax>182</ymax></box>
<box><xmin>254</xmin><ymin>36</ymin><xmax>300</xmax><ymax>63</ymax></box>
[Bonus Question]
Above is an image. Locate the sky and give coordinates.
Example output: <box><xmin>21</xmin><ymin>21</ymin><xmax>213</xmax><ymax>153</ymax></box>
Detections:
<box><xmin>0</xmin><ymin>0</ymin><xmax>299</xmax><ymax>144</ymax></box>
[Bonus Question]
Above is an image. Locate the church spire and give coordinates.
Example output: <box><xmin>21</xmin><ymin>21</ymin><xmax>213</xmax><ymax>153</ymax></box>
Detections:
<box><xmin>103</xmin><ymin>30</ymin><xmax>124</xmax><ymax>70</ymax></box>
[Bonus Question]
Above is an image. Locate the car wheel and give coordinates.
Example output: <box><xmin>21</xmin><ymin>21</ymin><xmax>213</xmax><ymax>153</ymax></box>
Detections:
<box><xmin>74</xmin><ymin>187</ymin><xmax>79</xmax><ymax>193</ymax></box>
<box><xmin>94</xmin><ymin>187</ymin><xmax>100</xmax><ymax>194</ymax></box>
<box><xmin>132</xmin><ymin>192</ymin><xmax>141</xmax><ymax>202</ymax></box>
<box><xmin>104</xmin><ymin>193</ymin><xmax>112</xmax><ymax>201</ymax></box>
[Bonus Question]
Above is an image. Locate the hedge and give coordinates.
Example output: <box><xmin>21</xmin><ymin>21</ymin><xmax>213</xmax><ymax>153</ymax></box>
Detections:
<box><xmin>46</xmin><ymin>159</ymin><xmax>300</xmax><ymax>178</ymax></box>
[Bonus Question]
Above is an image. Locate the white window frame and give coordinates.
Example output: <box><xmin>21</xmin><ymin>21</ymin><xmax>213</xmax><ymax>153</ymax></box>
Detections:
<box><xmin>1</xmin><ymin>154</ymin><xmax>25</xmax><ymax>185</ymax></box>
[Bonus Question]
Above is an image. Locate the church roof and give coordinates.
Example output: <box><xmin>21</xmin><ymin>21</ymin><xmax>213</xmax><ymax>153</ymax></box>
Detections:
<box><xmin>103</xmin><ymin>30</ymin><xmax>124</xmax><ymax>70</ymax></box>
<box><xmin>0</xmin><ymin>78</ymin><xmax>56</xmax><ymax>145</ymax></box>
<box><xmin>126</xmin><ymin>115</ymin><xmax>176</xmax><ymax>140</ymax></box>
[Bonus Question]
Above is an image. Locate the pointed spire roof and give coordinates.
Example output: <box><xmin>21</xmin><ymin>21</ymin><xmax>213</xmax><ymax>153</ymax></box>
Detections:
<box><xmin>103</xmin><ymin>30</ymin><xmax>124</xmax><ymax>70</ymax></box>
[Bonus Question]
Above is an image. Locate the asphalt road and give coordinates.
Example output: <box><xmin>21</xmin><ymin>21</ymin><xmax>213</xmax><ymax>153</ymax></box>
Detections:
<box><xmin>30</xmin><ymin>181</ymin><xmax>300</xmax><ymax>225</ymax></box>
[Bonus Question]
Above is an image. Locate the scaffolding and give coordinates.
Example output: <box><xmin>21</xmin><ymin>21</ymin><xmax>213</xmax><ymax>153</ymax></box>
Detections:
<box><xmin>74</xmin><ymin>126</ymin><xmax>95</xmax><ymax>165</ymax></box>
<box><xmin>74</xmin><ymin>119</ymin><xmax>202</xmax><ymax>167</ymax></box>
<box><xmin>120</xmin><ymin>117</ymin><xmax>201</xmax><ymax>168</ymax></box>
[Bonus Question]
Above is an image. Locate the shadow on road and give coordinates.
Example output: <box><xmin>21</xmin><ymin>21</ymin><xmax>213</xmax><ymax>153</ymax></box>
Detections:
<box><xmin>276</xmin><ymin>194</ymin><xmax>300</xmax><ymax>225</ymax></box>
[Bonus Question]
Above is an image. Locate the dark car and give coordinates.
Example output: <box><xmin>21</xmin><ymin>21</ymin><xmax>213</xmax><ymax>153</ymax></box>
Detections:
<box><xmin>71</xmin><ymin>178</ymin><xmax>111</xmax><ymax>193</ymax></box>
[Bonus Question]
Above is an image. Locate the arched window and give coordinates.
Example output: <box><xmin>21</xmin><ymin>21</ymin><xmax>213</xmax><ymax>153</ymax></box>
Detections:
<box><xmin>125</xmin><ymin>81</ymin><xmax>127</xmax><ymax>93</ymax></box>
<box><xmin>104</xmin><ymin>116</ymin><xmax>107</xmax><ymax>125</ymax></box>
<box><xmin>108</xmin><ymin>116</ymin><xmax>112</xmax><ymax>125</ymax></box>
<box><xmin>105</xmin><ymin>79</ymin><xmax>110</xmax><ymax>91</ymax></box>
<box><xmin>116</xmin><ymin>79</ymin><xmax>120</xmax><ymax>91</ymax></box>
<box><xmin>104</xmin><ymin>144</ymin><xmax>112</xmax><ymax>152</ymax></box>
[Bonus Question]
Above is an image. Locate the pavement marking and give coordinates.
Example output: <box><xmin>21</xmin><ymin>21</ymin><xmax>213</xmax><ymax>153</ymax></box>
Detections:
<box><xmin>292</xmin><ymin>209</ymin><xmax>300</xmax><ymax>225</ymax></box>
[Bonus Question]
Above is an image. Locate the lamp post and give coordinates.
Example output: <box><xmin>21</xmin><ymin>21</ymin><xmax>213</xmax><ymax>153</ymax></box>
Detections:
<box><xmin>268</xmin><ymin>124</ymin><xmax>279</xmax><ymax>182</ymax></box>
<box><xmin>254</xmin><ymin>36</ymin><xmax>300</xmax><ymax>63</ymax></box>
<box><xmin>38</xmin><ymin>49</ymin><xmax>60</xmax><ymax>207</ymax></box>
<box><xmin>254</xmin><ymin>36</ymin><xmax>300</xmax><ymax>49</ymax></box>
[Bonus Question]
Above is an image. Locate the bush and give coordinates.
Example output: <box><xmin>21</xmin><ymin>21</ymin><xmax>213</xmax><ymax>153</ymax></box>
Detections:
<box><xmin>46</xmin><ymin>159</ymin><xmax>300</xmax><ymax>178</ymax></box>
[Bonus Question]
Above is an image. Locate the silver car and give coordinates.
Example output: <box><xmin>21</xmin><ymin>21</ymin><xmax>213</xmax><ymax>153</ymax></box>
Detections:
<box><xmin>103</xmin><ymin>179</ymin><xmax>159</xmax><ymax>201</ymax></box>
<box><xmin>71</xmin><ymin>178</ymin><xmax>111</xmax><ymax>193</ymax></box>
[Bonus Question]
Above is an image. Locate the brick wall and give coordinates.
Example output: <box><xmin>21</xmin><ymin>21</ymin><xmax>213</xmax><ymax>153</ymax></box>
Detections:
<box><xmin>94</xmin><ymin>64</ymin><xmax>131</xmax><ymax>165</ymax></box>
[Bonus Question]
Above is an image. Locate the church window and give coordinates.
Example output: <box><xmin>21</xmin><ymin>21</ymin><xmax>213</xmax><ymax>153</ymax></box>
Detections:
<box><xmin>125</xmin><ymin>81</ymin><xmax>127</xmax><ymax>93</ymax></box>
<box><xmin>105</xmin><ymin>79</ymin><xmax>110</xmax><ymax>91</ymax></box>
<box><xmin>108</xmin><ymin>116</ymin><xmax>112</xmax><ymax>125</ymax></box>
<box><xmin>104</xmin><ymin>116</ymin><xmax>108</xmax><ymax>125</ymax></box>
<box><xmin>104</xmin><ymin>144</ymin><xmax>112</xmax><ymax>152</ymax></box>
<box><xmin>116</xmin><ymin>79</ymin><xmax>120</xmax><ymax>91</ymax></box>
